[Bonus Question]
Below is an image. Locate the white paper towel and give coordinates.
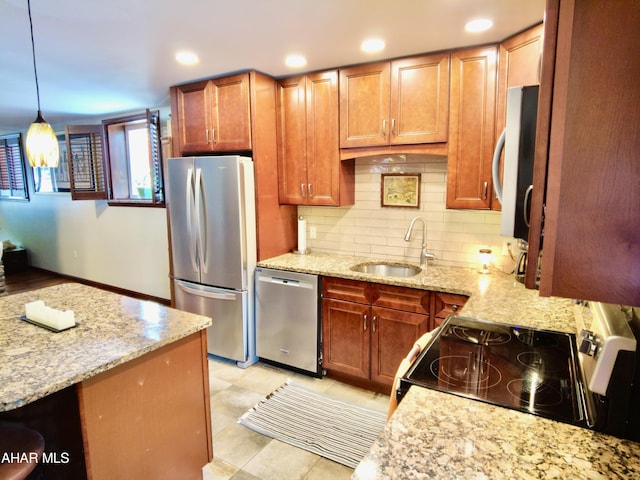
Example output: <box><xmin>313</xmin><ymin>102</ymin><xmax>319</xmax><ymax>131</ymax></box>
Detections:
<box><xmin>297</xmin><ymin>216</ymin><xmax>307</xmax><ymax>253</ymax></box>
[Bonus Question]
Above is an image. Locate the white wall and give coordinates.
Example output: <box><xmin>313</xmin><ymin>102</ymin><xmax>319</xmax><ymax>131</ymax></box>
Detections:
<box><xmin>0</xmin><ymin>191</ymin><xmax>171</xmax><ymax>300</ymax></box>
<box><xmin>298</xmin><ymin>154</ymin><xmax>517</xmax><ymax>273</ymax></box>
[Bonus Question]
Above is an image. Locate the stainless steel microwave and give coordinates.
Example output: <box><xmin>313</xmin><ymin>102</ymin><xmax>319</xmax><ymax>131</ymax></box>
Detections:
<box><xmin>492</xmin><ymin>85</ymin><xmax>539</xmax><ymax>240</ymax></box>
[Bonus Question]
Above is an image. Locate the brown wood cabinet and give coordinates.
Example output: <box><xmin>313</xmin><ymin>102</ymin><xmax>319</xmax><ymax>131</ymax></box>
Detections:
<box><xmin>171</xmin><ymin>73</ymin><xmax>251</xmax><ymax>154</ymax></box>
<box><xmin>431</xmin><ymin>291</ymin><xmax>468</xmax><ymax>327</ymax></box>
<box><xmin>525</xmin><ymin>0</ymin><xmax>640</xmax><ymax>307</ymax></box>
<box><xmin>446</xmin><ymin>46</ymin><xmax>498</xmax><ymax>209</ymax></box>
<box><xmin>276</xmin><ymin>71</ymin><xmax>354</xmax><ymax>206</ymax></box>
<box><xmin>321</xmin><ymin>277</ymin><xmax>430</xmax><ymax>391</ymax></box>
<box><xmin>339</xmin><ymin>53</ymin><xmax>450</xmax><ymax>149</ymax></box>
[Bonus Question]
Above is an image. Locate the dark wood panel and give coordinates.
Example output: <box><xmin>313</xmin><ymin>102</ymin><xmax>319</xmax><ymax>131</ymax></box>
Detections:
<box><xmin>372</xmin><ymin>283</ymin><xmax>430</xmax><ymax>314</ymax></box>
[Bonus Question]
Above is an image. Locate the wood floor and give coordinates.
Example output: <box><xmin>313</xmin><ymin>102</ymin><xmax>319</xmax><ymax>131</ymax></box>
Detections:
<box><xmin>3</xmin><ymin>267</ymin><xmax>70</xmax><ymax>295</ymax></box>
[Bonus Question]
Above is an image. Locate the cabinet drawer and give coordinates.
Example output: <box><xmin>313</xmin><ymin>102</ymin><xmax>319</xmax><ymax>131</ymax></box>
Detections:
<box><xmin>371</xmin><ymin>284</ymin><xmax>430</xmax><ymax>315</ymax></box>
<box><xmin>432</xmin><ymin>292</ymin><xmax>468</xmax><ymax>326</ymax></box>
<box><xmin>322</xmin><ymin>277</ymin><xmax>372</xmax><ymax>304</ymax></box>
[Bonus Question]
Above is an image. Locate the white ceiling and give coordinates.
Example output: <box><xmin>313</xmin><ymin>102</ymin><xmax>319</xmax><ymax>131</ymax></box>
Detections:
<box><xmin>0</xmin><ymin>0</ymin><xmax>544</xmax><ymax>134</ymax></box>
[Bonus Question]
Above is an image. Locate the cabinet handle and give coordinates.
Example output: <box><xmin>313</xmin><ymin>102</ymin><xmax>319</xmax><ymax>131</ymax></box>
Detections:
<box><xmin>391</xmin><ymin>118</ymin><xmax>396</xmax><ymax>135</ymax></box>
<box><xmin>300</xmin><ymin>184</ymin><xmax>306</xmax><ymax>197</ymax></box>
<box><xmin>482</xmin><ymin>182</ymin><xmax>488</xmax><ymax>200</ymax></box>
<box><xmin>382</xmin><ymin>119</ymin><xmax>387</xmax><ymax>136</ymax></box>
<box><xmin>211</xmin><ymin>128</ymin><xmax>215</xmax><ymax>142</ymax></box>
<box><xmin>205</xmin><ymin>129</ymin><xmax>210</xmax><ymax>144</ymax></box>
<box><xmin>363</xmin><ymin>314</ymin><xmax>368</xmax><ymax>331</ymax></box>
<box><xmin>372</xmin><ymin>315</ymin><xmax>377</xmax><ymax>332</ymax></box>
<box><xmin>308</xmin><ymin>184</ymin><xmax>312</xmax><ymax>198</ymax></box>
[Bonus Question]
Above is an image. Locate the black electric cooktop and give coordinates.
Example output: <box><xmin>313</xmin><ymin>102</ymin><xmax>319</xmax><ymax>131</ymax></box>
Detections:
<box><xmin>400</xmin><ymin>316</ymin><xmax>587</xmax><ymax>426</ymax></box>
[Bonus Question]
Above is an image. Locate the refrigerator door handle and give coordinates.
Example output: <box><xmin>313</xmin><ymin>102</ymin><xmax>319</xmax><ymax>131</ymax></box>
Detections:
<box><xmin>185</xmin><ymin>167</ymin><xmax>198</xmax><ymax>272</ymax></box>
<box><xmin>176</xmin><ymin>281</ymin><xmax>237</xmax><ymax>301</ymax></box>
<box><xmin>194</xmin><ymin>167</ymin><xmax>208</xmax><ymax>274</ymax></box>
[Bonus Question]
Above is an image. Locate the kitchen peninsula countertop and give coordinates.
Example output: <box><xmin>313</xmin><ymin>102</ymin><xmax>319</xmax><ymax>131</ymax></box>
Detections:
<box><xmin>353</xmin><ymin>387</ymin><xmax>640</xmax><ymax>479</ymax></box>
<box><xmin>0</xmin><ymin>282</ymin><xmax>211</xmax><ymax>411</ymax></box>
<box><xmin>260</xmin><ymin>253</ymin><xmax>640</xmax><ymax>478</ymax></box>
<box><xmin>257</xmin><ymin>252</ymin><xmax>576</xmax><ymax>332</ymax></box>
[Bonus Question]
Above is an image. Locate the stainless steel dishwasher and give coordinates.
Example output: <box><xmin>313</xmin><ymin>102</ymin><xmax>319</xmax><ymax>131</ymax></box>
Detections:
<box><xmin>255</xmin><ymin>267</ymin><xmax>321</xmax><ymax>376</ymax></box>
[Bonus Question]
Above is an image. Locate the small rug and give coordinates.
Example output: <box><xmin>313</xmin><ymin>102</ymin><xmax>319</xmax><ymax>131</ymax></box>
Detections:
<box><xmin>238</xmin><ymin>380</ymin><xmax>387</xmax><ymax>468</ymax></box>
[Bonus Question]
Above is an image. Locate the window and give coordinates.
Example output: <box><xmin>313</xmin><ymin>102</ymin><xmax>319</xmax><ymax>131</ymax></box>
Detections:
<box><xmin>65</xmin><ymin>110</ymin><xmax>164</xmax><ymax>206</ymax></box>
<box><xmin>103</xmin><ymin>110</ymin><xmax>164</xmax><ymax>206</ymax></box>
<box><xmin>0</xmin><ymin>133</ymin><xmax>29</xmax><ymax>201</ymax></box>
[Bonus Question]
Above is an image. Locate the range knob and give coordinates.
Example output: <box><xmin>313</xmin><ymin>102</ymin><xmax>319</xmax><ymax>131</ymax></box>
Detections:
<box><xmin>578</xmin><ymin>329</ymin><xmax>598</xmax><ymax>356</ymax></box>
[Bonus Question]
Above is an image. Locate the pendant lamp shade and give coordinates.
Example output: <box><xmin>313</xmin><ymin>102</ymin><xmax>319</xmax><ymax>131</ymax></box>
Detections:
<box><xmin>25</xmin><ymin>0</ymin><xmax>59</xmax><ymax>168</ymax></box>
<box><xmin>27</xmin><ymin>110</ymin><xmax>59</xmax><ymax>167</ymax></box>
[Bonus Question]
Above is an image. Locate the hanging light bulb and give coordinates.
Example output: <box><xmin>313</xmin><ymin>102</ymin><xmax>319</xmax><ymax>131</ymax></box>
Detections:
<box><xmin>25</xmin><ymin>0</ymin><xmax>58</xmax><ymax>168</ymax></box>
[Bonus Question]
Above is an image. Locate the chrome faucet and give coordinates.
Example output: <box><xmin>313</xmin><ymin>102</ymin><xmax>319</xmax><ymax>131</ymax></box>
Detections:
<box><xmin>404</xmin><ymin>216</ymin><xmax>435</xmax><ymax>267</ymax></box>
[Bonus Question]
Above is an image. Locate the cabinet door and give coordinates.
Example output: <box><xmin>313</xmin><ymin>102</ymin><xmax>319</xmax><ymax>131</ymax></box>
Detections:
<box><xmin>339</xmin><ymin>62</ymin><xmax>390</xmax><ymax>148</ymax></box>
<box><xmin>276</xmin><ymin>75</ymin><xmax>307</xmax><ymax>204</ymax></box>
<box><xmin>210</xmin><ymin>73</ymin><xmax>252</xmax><ymax>151</ymax></box>
<box><xmin>390</xmin><ymin>53</ymin><xmax>449</xmax><ymax>144</ymax></box>
<box><xmin>306</xmin><ymin>70</ymin><xmax>341</xmax><ymax>205</ymax></box>
<box><xmin>172</xmin><ymin>80</ymin><xmax>214</xmax><ymax>154</ymax></box>
<box><xmin>370</xmin><ymin>306</ymin><xmax>429</xmax><ymax>388</ymax></box>
<box><xmin>527</xmin><ymin>0</ymin><xmax>640</xmax><ymax>306</ymax></box>
<box><xmin>322</xmin><ymin>299</ymin><xmax>370</xmax><ymax>380</ymax></box>
<box><xmin>446</xmin><ymin>46</ymin><xmax>498</xmax><ymax>209</ymax></box>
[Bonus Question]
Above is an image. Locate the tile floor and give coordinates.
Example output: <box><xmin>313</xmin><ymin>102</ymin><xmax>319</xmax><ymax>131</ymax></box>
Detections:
<box><xmin>202</xmin><ymin>357</ymin><xmax>390</xmax><ymax>480</ymax></box>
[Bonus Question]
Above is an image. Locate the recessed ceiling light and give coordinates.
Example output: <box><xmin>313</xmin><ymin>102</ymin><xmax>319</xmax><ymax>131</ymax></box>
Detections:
<box><xmin>465</xmin><ymin>19</ymin><xmax>493</xmax><ymax>33</ymax></box>
<box><xmin>285</xmin><ymin>54</ymin><xmax>307</xmax><ymax>68</ymax></box>
<box><xmin>175</xmin><ymin>51</ymin><xmax>199</xmax><ymax>65</ymax></box>
<box><xmin>361</xmin><ymin>38</ymin><xmax>385</xmax><ymax>53</ymax></box>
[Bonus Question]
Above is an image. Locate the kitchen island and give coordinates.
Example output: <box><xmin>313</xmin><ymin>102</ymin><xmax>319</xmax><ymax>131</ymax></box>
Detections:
<box><xmin>0</xmin><ymin>283</ymin><xmax>213</xmax><ymax>479</ymax></box>
<box><xmin>258</xmin><ymin>253</ymin><xmax>640</xmax><ymax>479</ymax></box>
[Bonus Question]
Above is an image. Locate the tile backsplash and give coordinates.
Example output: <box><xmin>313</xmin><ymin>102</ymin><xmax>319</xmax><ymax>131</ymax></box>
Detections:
<box><xmin>297</xmin><ymin>154</ymin><xmax>518</xmax><ymax>273</ymax></box>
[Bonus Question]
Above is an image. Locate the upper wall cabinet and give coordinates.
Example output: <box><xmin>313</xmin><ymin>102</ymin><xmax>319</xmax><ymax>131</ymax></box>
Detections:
<box><xmin>525</xmin><ymin>0</ymin><xmax>640</xmax><ymax>306</ymax></box>
<box><xmin>339</xmin><ymin>53</ymin><xmax>450</xmax><ymax>149</ymax></box>
<box><xmin>446</xmin><ymin>24</ymin><xmax>542</xmax><ymax>211</ymax></box>
<box><xmin>170</xmin><ymin>73</ymin><xmax>251</xmax><ymax>155</ymax></box>
<box><xmin>276</xmin><ymin>70</ymin><xmax>354</xmax><ymax>206</ymax></box>
<box><xmin>446</xmin><ymin>46</ymin><xmax>498</xmax><ymax>209</ymax></box>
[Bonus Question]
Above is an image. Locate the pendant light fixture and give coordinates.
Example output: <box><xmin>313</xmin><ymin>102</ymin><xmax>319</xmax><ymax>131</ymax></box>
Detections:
<box><xmin>25</xmin><ymin>0</ymin><xmax>59</xmax><ymax>168</ymax></box>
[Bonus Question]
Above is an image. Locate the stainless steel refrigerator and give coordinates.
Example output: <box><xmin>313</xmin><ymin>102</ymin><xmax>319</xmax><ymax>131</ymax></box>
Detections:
<box><xmin>166</xmin><ymin>155</ymin><xmax>258</xmax><ymax>367</ymax></box>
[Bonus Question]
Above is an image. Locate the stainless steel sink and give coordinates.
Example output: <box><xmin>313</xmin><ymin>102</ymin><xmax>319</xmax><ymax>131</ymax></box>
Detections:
<box><xmin>350</xmin><ymin>262</ymin><xmax>421</xmax><ymax>278</ymax></box>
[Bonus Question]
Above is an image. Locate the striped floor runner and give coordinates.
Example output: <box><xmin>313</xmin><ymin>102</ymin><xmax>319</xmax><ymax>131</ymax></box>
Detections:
<box><xmin>238</xmin><ymin>380</ymin><xmax>387</xmax><ymax>468</ymax></box>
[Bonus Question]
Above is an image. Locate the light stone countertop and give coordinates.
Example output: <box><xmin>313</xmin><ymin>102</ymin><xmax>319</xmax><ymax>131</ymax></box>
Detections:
<box><xmin>258</xmin><ymin>253</ymin><xmax>640</xmax><ymax>479</ymax></box>
<box><xmin>0</xmin><ymin>282</ymin><xmax>211</xmax><ymax>411</ymax></box>
<box><xmin>257</xmin><ymin>252</ymin><xmax>576</xmax><ymax>332</ymax></box>
<box><xmin>353</xmin><ymin>387</ymin><xmax>640</xmax><ymax>480</ymax></box>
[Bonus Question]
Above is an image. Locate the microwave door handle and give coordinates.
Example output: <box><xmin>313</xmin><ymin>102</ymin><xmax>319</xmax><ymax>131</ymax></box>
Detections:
<box><xmin>492</xmin><ymin>128</ymin><xmax>506</xmax><ymax>202</ymax></box>
<box><xmin>194</xmin><ymin>167</ymin><xmax>207</xmax><ymax>274</ymax></box>
<box><xmin>185</xmin><ymin>167</ymin><xmax>198</xmax><ymax>273</ymax></box>
<box><xmin>523</xmin><ymin>185</ymin><xmax>534</xmax><ymax>227</ymax></box>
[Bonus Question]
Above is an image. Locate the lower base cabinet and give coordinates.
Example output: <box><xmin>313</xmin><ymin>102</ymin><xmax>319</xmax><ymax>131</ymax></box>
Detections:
<box><xmin>321</xmin><ymin>277</ymin><xmax>430</xmax><ymax>392</ymax></box>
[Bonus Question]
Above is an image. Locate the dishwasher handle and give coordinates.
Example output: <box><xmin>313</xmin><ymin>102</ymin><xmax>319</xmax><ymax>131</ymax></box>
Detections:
<box><xmin>257</xmin><ymin>275</ymin><xmax>314</xmax><ymax>289</ymax></box>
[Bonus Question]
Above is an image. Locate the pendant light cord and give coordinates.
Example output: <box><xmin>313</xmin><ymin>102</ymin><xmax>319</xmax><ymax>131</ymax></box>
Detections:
<box><xmin>27</xmin><ymin>0</ymin><xmax>42</xmax><ymax>112</ymax></box>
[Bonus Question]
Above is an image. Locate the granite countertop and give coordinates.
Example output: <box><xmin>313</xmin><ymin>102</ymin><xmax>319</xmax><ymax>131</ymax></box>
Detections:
<box><xmin>258</xmin><ymin>253</ymin><xmax>640</xmax><ymax>478</ymax></box>
<box><xmin>0</xmin><ymin>283</ymin><xmax>211</xmax><ymax>411</ymax></box>
<box><xmin>257</xmin><ymin>252</ymin><xmax>576</xmax><ymax>332</ymax></box>
<box><xmin>353</xmin><ymin>387</ymin><xmax>640</xmax><ymax>479</ymax></box>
